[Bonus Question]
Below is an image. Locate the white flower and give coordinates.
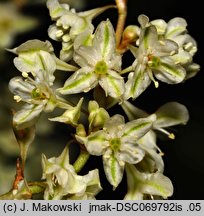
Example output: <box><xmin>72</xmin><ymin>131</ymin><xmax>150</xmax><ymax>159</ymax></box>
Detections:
<box><xmin>151</xmin><ymin>17</ymin><xmax>197</xmax><ymax>65</ymax></box>
<box><xmin>42</xmin><ymin>146</ymin><xmax>101</xmax><ymax>200</ymax></box>
<box><xmin>9</xmin><ymin>39</ymin><xmax>78</xmax><ymax>76</ymax></box>
<box><xmin>124</xmin><ymin>164</ymin><xmax>173</xmax><ymax>200</ymax></box>
<box><xmin>150</xmin><ymin>16</ymin><xmax>200</xmax><ymax>80</ymax></box>
<box><xmin>9</xmin><ymin>69</ymin><xmax>56</xmax><ymax>129</ymax></box>
<box><xmin>47</xmin><ymin>0</ymin><xmax>113</xmax><ymax>61</ymax></box>
<box><xmin>124</xmin><ymin>18</ymin><xmax>186</xmax><ymax>100</ymax></box>
<box><xmin>121</xmin><ymin>100</ymin><xmax>189</xmax><ymax>172</ymax></box>
<box><xmin>8</xmin><ymin>39</ymin><xmax>79</xmax><ymax>129</ymax></box>
<box><xmin>76</xmin><ymin>114</ymin><xmax>156</xmax><ymax>188</ymax></box>
<box><xmin>58</xmin><ymin>20</ymin><xmax>125</xmax><ymax>99</ymax></box>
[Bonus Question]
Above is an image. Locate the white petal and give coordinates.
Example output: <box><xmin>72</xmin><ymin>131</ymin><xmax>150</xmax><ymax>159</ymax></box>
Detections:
<box><xmin>58</xmin><ymin>67</ymin><xmax>98</xmax><ymax>95</ymax></box>
<box><xmin>125</xmin><ymin>164</ymin><xmax>173</xmax><ymax>199</ymax></box>
<box><xmin>85</xmin><ymin>131</ymin><xmax>109</xmax><ymax>155</ymax></box>
<box><xmin>93</xmin><ymin>20</ymin><xmax>116</xmax><ymax>61</ymax></box>
<box><xmin>154</xmin><ymin>57</ymin><xmax>186</xmax><ymax>84</ymax></box>
<box><xmin>118</xmin><ymin>143</ymin><xmax>145</xmax><ymax>164</ymax></box>
<box><xmin>15</xmin><ymin>39</ymin><xmax>53</xmax><ymax>53</ymax></box>
<box><xmin>104</xmin><ymin>114</ymin><xmax>125</xmax><ymax>136</ymax></box>
<box><xmin>103</xmin><ymin>150</ymin><xmax>124</xmax><ymax>189</ymax></box>
<box><xmin>124</xmin><ymin>64</ymin><xmax>151</xmax><ymax>100</ymax></box>
<box><xmin>151</xmin><ymin>19</ymin><xmax>167</xmax><ymax>35</ymax></box>
<box><xmin>9</xmin><ymin>76</ymin><xmax>34</xmax><ymax>101</ymax></box>
<box><xmin>166</xmin><ymin>17</ymin><xmax>187</xmax><ymax>38</ymax></box>
<box><xmin>120</xmin><ymin>100</ymin><xmax>148</xmax><ymax>121</ymax></box>
<box><xmin>154</xmin><ymin>102</ymin><xmax>189</xmax><ymax>128</ymax></box>
<box><xmin>122</xmin><ymin>114</ymin><xmax>156</xmax><ymax>141</ymax></box>
<box><xmin>13</xmin><ymin>103</ymin><xmax>44</xmax><ymax>129</ymax></box>
<box><xmin>99</xmin><ymin>70</ymin><xmax>125</xmax><ymax>98</ymax></box>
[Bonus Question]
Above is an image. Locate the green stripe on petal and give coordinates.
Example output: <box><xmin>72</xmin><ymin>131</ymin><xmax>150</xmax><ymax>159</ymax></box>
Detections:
<box><xmin>154</xmin><ymin>57</ymin><xmax>186</xmax><ymax>84</ymax></box>
<box><xmin>99</xmin><ymin>70</ymin><xmax>125</xmax><ymax>98</ymax></box>
<box><xmin>142</xmin><ymin>26</ymin><xmax>158</xmax><ymax>50</ymax></box>
<box><xmin>103</xmin><ymin>152</ymin><xmax>124</xmax><ymax>189</ymax></box>
<box><xmin>165</xmin><ymin>18</ymin><xmax>187</xmax><ymax>38</ymax></box>
<box><xmin>122</xmin><ymin>115</ymin><xmax>156</xmax><ymax>140</ymax></box>
<box><xmin>58</xmin><ymin>68</ymin><xmax>98</xmax><ymax>95</ymax></box>
<box><xmin>13</xmin><ymin>104</ymin><xmax>44</xmax><ymax>129</ymax></box>
<box><xmin>125</xmin><ymin>164</ymin><xmax>173</xmax><ymax>200</ymax></box>
<box><xmin>85</xmin><ymin>131</ymin><xmax>108</xmax><ymax>155</ymax></box>
<box><xmin>93</xmin><ymin>20</ymin><xmax>116</xmax><ymax>60</ymax></box>
<box><xmin>102</xmin><ymin>24</ymin><xmax>110</xmax><ymax>57</ymax></box>
<box><xmin>125</xmin><ymin>64</ymin><xmax>151</xmax><ymax>100</ymax></box>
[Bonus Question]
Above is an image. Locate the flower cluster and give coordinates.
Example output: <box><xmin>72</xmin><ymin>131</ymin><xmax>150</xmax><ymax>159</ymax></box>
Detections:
<box><xmin>124</xmin><ymin>15</ymin><xmax>199</xmax><ymax>100</ymax></box>
<box><xmin>5</xmin><ymin>0</ymin><xmax>199</xmax><ymax>200</ymax></box>
<box><xmin>42</xmin><ymin>146</ymin><xmax>101</xmax><ymax>200</ymax></box>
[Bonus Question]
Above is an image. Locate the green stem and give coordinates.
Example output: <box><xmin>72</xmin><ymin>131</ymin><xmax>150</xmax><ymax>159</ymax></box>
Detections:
<box><xmin>28</xmin><ymin>181</ymin><xmax>46</xmax><ymax>194</ymax></box>
<box><xmin>73</xmin><ymin>150</ymin><xmax>90</xmax><ymax>173</ymax></box>
<box><xmin>0</xmin><ymin>181</ymin><xmax>46</xmax><ymax>200</ymax></box>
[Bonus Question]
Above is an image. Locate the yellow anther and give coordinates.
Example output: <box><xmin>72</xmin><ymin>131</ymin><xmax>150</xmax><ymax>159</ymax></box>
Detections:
<box><xmin>168</xmin><ymin>133</ymin><xmax>175</xmax><ymax>139</ymax></box>
<box><xmin>22</xmin><ymin>72</ymin><xmax>28</xmax><ymax>78</ymax></box>
<box><xmin>159</xmin><ymin>152</ymin><xmax>165</xmax><ymax>156</ymax></box>
<box><xmin>159</xmin><ymin>40</ymin><xmax>166</xmax><ymax>46</ymax></box>
<box><xmin>14</xmin><ymin>95</ymin><xmax>22</xmax><ymax>102</ymax></box>
<box><xmin>56</xmin><ymin>30</ymin><xmax>64</xmax><ymax>38</ymax></box>
<box><xmin>170</xmin><ymin>50</ymin><xmax>176</xmax><ymax>56</ymax></box>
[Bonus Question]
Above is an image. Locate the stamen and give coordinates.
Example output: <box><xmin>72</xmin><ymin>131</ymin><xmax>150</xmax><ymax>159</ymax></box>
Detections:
<box><xmin>62</xmin><ymin>34</ymin><xmax>71</xmax><ymax>42</ymax></box>
<box><xmin>184</xmin><ymin>42</ymin><xmax>193</xmax><ymax>50</ymax></box>
<box><xmin>159</xmin><ymin>40</ymin><xmax>165</xmax><ymax>46</ymax></box>
<box><xmin>56</xmin><ymin>20</ymin><xmax>62</xmax><ymax>27</ymax></box>
<box><xmin>22</xmin><ymin>72</ymin><xmax>28</xmax><ymax>78</ymax></box>
<box><xmin>14</xmin><ymin>95</ymin><xmax>22</xmax><ymax>102</ymax></box>
<box><xmin>159</xmin><ymin>152</ymin><xmax>165</xmax><ymax>156</ymax></box>
<box><xmin>170</xmin><ymin>50</ymin><xmax>176</xmax><ymax>56</ymax></box>
<box><xmin>168</xmin><ymin>133</ymin><xmax>175</xmax><ymax>139</ymax></box>
<box><xmin>56</xmin><ymin>30</ymin><xmax>64</xmax><ymax>38</ymax></box>
<box><xmin>118</xmin><ymin>160</ymin><xmax>125</xmax><ymax>166</ymax></box>
<box><xmin>157</xmin><ymin>128</ymin><xmax>175</xmax><ymax>139</ymax></box>
<box><xmin>147</xmin><ymin>69</ymin><xmax>159</xmax><ymax>88</ymax></box>
<box><xmin>63</xmin><ymin>24</ymin><xmax>69</xmax><ymax>30</ymax></box>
